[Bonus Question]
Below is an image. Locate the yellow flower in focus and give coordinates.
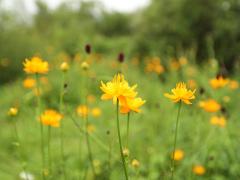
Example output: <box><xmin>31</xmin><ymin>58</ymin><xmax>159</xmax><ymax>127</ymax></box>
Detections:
<box><xmin>228</xmin><ymin>80</ymin><xmax>239</xmax><ymax>90</ymax></box>
<box><xmin>40</xmin><ymin>110</ymin><xmax>62</xmax><ymax>127</ymax></box>
<box><xmin>199</xmin><ymin>99</ymin><xmax>221</xmax><ymax>113</ymax></box>
<box><xmin>91</xmin><ymin>107</ymin><xmax>102</xmax><ymax>117</ymax></box>
<box><xmin>87</xmin><ymin>124</ymin><xmax>96</xmax><ymax>133</ymax></box>
<box><xmin>8</xmin><ymin>107</ymin><xmax>18</xmax><ymax>116</ymax></box>
<box><xmin>60</xmin><ymin>62</ymin><xmax>69</xmax><ymax>72</ymax></box>
<box><xmin>100</xmin><ymin>74</ymin><xmax>137</xmax><ymax>104</ymax></box>
<box><xmin>23</xmin><ymin>78</ymin><xmax>36</xmax><ymax>89</ymax></box>
<box><xmin>172</xmin><ymin>149</ymin><xmax>184</xmax><ymax>161</ymax></box>
<box><xmin>76</xmin><ymin>105</ymin><xmax>89</xmax><ymax>117</ymax></box>
<box><xmin>131</xmin><ymin>159</ymin><xmax>140</xmax><ymax>168</ymax></box>
<box><xmin>120</xmin><ymin>97</ymin><xmax>146</xmax><ymax>114</ymax></box>
<box><xmin>210</xmin><ymin>116</ymin><xmax>226</xmax><ymax>128</ymax></box>
<box><xmin>209</xmin><ymin>76</ymin><xmax>229</xmax><ymax>89</ymax></box>
<box><xmin>23</xmin><ymin>56</ymin><xmax>49</xmax><ymax>74</ymax></box>
<box><xmin>193</xmin><ymin>165</ymin><xmax>206</xmax><ymax>175</ymax></box>
<box><xmin>164</xmin><ymin>82</ymin><xmax>196</xmax><ymax>104</ymax></box>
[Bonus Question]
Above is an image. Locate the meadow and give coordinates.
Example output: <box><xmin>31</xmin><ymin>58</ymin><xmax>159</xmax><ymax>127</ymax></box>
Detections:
<box><xmin>0</xmin><ymin>46</ymin><xmax>239</xmax><ymax>180</ymax></box>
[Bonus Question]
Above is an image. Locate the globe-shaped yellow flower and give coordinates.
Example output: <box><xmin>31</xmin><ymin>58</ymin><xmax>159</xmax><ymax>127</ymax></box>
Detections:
<box><xmin>193</xmin><ymin>165</ymin><xmax>206</xmax><ymax>176</ymax></box>
<box><xmin>120</xmin><ymin>97</ymin><xmax>146</xmax><ymax>114</ymax></box>
<box><xmin>23</xmin><ymin>77</ymin><xmax>36</xmax><ymax>89</ymax></box>
<box><xmin>40</xmin><ymin>110</ymin><xmax>62</xmax><ymax>127</ymax></box>
<box><xmin>172</xmin><ymin>149</ymin><xmax>184</xmax><ymax>161</ymax></box>
<box><xmin>164</xmin><ymin>82</ymin><xmax>196</xmax><ymax>104</ymax></box>
<box><xmin>23</xmin><ymin>56</ymin><xmax>49</xmax><ymax>74</ymax></box>
<box><xmin>100</xmin><ymin>74</ymin><xmax>137</xmax><ymax>104</ymax></box>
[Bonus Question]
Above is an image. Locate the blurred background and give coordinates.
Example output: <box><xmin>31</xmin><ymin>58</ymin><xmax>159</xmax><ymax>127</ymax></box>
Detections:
<box><xmin>0</xmin><ymin>0</ymin><xmax>240</xmax><ymax>83</ymax></box>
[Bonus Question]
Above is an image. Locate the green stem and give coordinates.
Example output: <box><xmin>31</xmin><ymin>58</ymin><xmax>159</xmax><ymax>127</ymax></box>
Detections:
<box><xmin>116</xmin><ymin>100</ymin><xmax>128</xmax><ymax>180</ymax></box>
<box><xmin>170</xmin><ymin>101</ymin><xmax>182</xmax><ymax>180</ymax></box>
<box><xmin>59</xmin><ymin>73</ymin><xmax>67</xmax><ymax>179</ymax></box>
<box><xmin>126</xmin><ymin>112</ymin><xmax>130</xmax><ymax>148</ymax></box>
<box><xmin>35</xmin><ymin>74</ymin><xmax>45</xmax><ymax>180</ymax></box>
<box><xmin>13</xmin><ymin>122</ymin><xmax>29</xmax><ymax>180</ymax></box>
<box><xmin>83</xmin><ymin>71</ymin><xmax>96</xmax><ymax>177</ymax></box>
<box><xmin>47</xmin><ymin>126</ymin><xmax>52</xmax><ymax>175</ymax></box>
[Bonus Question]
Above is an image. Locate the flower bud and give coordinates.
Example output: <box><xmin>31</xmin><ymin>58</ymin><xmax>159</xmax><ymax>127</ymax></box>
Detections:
<box><xmin>81</xmin><ymin>61</ymin><xmax>89</xmax><ymax>70</ymax></box>
<box><xmin>118</xmin><ymin>52</ymin><xmax>124</xmax><ymax>63</ymax></box>
<box><xmin>131</xmin><ymin>159</ymin><xmax>140</xmax><ymax>168</ymax></box>
<box><xmin>8</xmin><ymin>107</ymin><xmax>18</xmax><ymax>117</ymax></box>
<box><xmin>85</xmin><ymin>44</ymin><xmax>91</xmax><ymax>54</ymax></box>
<box><xmin>123</xmin><ymin>148</ymin><xmax>130</xmax><ymax>157</ymax></box>
<box><xmin>60</xmin><ymin>62</ymin><xmax>69</xmax><ymax>72</ymax></box>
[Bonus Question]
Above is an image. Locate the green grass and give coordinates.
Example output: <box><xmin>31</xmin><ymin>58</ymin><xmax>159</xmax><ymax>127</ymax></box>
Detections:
<box><xmin>0</xmin><ymin>53</ymin><xmax>239</xmax><ymax>180</ymax></box>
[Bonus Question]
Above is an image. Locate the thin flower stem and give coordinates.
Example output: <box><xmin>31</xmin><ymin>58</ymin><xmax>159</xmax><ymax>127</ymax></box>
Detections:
<box><xmin>35</xmin><ymin>74</ymin><xmax>45</xmax><ymax>180</ymax></box>
<box><xmin>59</xmin><ymin>73</ymin><xmax>67</xmax><ymax>179</ymax></box>
<box><xmin>126</xmin><ymin>112</ymin><xmax>130</xmax><ymax>148</ymax></box>
<box><xmin>13</xmin><ymin>121</ymin><xmax>29</xmax><ymax>180</ymax></box>
<box><xmin>83</xmin><ymin>71</ymin><xmax>96</xmax><ymax>177</ymax></box>
<box><xmin>171</xmin><ymin>101</ymin><xmax>182</xmax><ymax>180</ymax></box>
<box><xmin>47</xmin><ymin>126</ymin><xmax>52</xmax><ymax>175</ymax></box>
<box><xmin>116</xmin><ymin>100</ymin><xmax>128</xmax><ymax>180</ymax></box>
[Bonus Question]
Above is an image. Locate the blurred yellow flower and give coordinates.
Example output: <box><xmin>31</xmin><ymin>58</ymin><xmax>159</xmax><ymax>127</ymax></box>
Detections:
<box><xmin>210</xmin><ymin>116</ymin><xmax>226</xmax><ymax>127</ymax></box>
<box><xmin>120</xmin><ymin>97</ymin><xmax>146</xmax><ymax>114</ymax></box>
<box><xmin>179</xmin><ymin>56</ymin><xmax>188</xmax><ymax>65</ymax></box>
<box><xmin>187</xmin><ymin>79</ymin><xmax>197</xmax><ymax>89</ymax></box>
<box><xmin>131</xmin><ymin>159</ymin><xmax>140</xmax><ymax>168</ymax></box>
<box><xmin>40</xmin><ymin>110</ymin><xmax>62</xmax><ymax>127</ymax></box>
<box><xmin>87</xmin><ymin>94</ymin><xmax>96</xmax><ymax>104</ymax></box>
<box><xmin>223</xmin><ymin>96</ymin><xmax>230</xmax><ymax>103</ymax></box>
<box><xmin>199</xmin><ymin>99</ymin><xmax>221</xmax><ymax>113</ymax></box>
<box><xmin>60</xmin><ymin>62</ymin><xmax>69</xmax><ymax>72</ymax></box>
<box><xmin>81</xmin><ymin>61</ymin><xmax>89</xmax><ymax>70</ymax></box>
<box><xmin>209</xmin><ymin>76</ymin><xmax>229</xmax><ymax>89</ymax></box>
<box><xmin>23</xmin><ymin>78</ymin><xmax>36</xmax><ymax>89</ymax></box>
<box><xmin>100</xmin><ymin>74</ymin><xmax>137</xmax><ymax>104</ymax></box>
<box><xmin>228</xmin><ymin>80</ymin><xmax>239</xmax><ymax>90</ymax></box>
<box><xmin>172</xmin><ymin>149</ymin><xmax>184</xmax><ymax>161</ymax></box>
<box><xmin>91</xmin><ymin>107</ymin><xmax>102</xmax><ymax>117</ymax></box>
<box><xmin>145</xmin><ymin>57</ymin><xmax>164</xmax><ymax>75</ymax></box>
<box><xmin>87</xmin><ymin>124</ymin><xmax>96</xmax><ymax>133</ymax></box>
<box><xmin>170</xmin><ymin>59</ymin><xmax>180</xmax><ymax>71</ymax></box>
<box><xmin>23</xmin><ymin>56</ymin><xmax>49</xmax><ymax>74</ymax></box>
<box><xmin>192</xmin><ymin>165</ymin><xmax>206</xmax><ymax>175</ymax></box>
<box><xmin>8</xmin><ymin>107</ymin><xmax>18</xmax><ymax>117</ymax></box>
<box><xmin>164</xmin><ymin>82</ymin><xmax>196</xmax><ymax>104</ymax></box>
<box><xmin>76</xmin><ymin>105</ymin><xmax>89</xmax><ymax>118</ymax></box>
<box><xmin>123</xmin><ymin>148</ymin><xmax>130</xmax><ymax>157</ymax></box>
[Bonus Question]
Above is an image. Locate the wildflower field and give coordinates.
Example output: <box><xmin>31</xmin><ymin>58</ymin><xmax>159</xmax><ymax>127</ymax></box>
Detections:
<box><xmin>0</xmin><ymin>0</ymin><xmax>240</xmax><ymax>180</ymax></box>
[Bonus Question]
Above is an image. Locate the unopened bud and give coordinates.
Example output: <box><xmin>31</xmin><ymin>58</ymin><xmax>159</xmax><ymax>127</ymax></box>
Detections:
<box><xmin>85</xmin><ymin>44</ymin><xmax>91</xmax><ymax>54</ymax></box>
<box><xmin>8</xmin><ymin>107</ymin><xmax>18</xmax><ymax>117</ymax></box>
<box><xmin>118</xmin><ymin>52</ymin><xmax>124</xmax><ymax>63</ymax></box>
<box><xmin>81</xmin><ymin>61</ymin><xmax>89</xmax><ymax>70</ymax></box>
<box><xmin>60</xmin><ymin>62</ymin><xmax>69</xmax><ymax>72</ymax></box>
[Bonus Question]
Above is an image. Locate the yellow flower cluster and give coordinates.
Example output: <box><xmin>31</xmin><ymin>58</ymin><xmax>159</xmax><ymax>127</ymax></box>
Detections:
<box><xmin>23</xmin><ymin>56</ymin><xmax>49</xmax><ymax>74</ymax></box>
<box><xmin>145</xmin><ymin>57</ymin><xmax>164</xmax><ymax>74</ymax></box>
<box><xmin>100</xmin><ymin>74</ymin><xmax>145</xmax><ymax>113</ymax></box>
<box><xmin>164</xmin><ymin>82</ymin><xmax>196</xmax><ymax>104</ymax></box>
<box><xmin>76</xmin><ymin>105</ymin><xmax>102</xmax><ymax>118</ymax></box>
<box><xmin>40</xmin><ymin>110</ymin><xmax>63</xmax><ymax>127</ymax></box>
<box><xmin>210</xmin><ymin>116</ymin><xmax>226</xmax><ymax>127</ymax></box>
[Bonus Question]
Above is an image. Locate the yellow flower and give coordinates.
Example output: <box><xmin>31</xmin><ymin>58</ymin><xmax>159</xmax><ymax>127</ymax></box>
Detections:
<box><xmin>23</xmin><ymin>78</ymin><xmax>36</xmax><ymax>89</ymax></box>
<box><xmin>91</xmin><ymin>107</ymin><xmax>102</xmax><ymax>117</ymax></box>
<box><xmin>209</xmin><ymin>76</ymin><xmax>229</xmax><ymax>89</ymax></box>
<box><xmin>120</xmin><ymin>97</ymin><xmax>146</xmax><ymax>114</ymax></box>
<box><xmin>87</xmin><ymin>94</ymin><xmax>96</xmax><ymax>104</ymax></box>
<box><xmin>199</xmin><ymin>99</ymin><xmax>221</xmax><ymax>113</ymax></box>
<box><xmin>100</xmin><ymin>74</ymin><xmax>137</xmax><ymax>104</ymax></box>
<box><xmin>164</xmin><ymin>82</ymin><xmax>196</xmax><ymax>104</ymax></box>
<box><xmin>131</xmin><ymin>159</ymin><xmax>140</xmax><ymax>168</ymax></box>
<box><xmin>40</xmin><ymin>110</ymin><xmax>62</xmax><ymax>127</ymax></box>
<box><xmin>76</xmin><ymin>105</ymin><xmax>89</xmax><ymax>118</ymax></box>
<box><xmin>60</xmin><ymin>62</ymin><xmax>69</xmax><ymax>72</ymax></box>
<box><xmin>210</xmin><ymin>116</ymin><xmax>226</xmax><ymax>128</ymax></box>
<box><xmin>228</xmin><ymin>80</ymin><xmax>239</xmax><ymax>90</ymax></box>
<box><xmin>172</xmin><ymin>149</ymin><xmax>184</xmax><ymax>161</ymax></box>
<box><xmin>23</xmin><ymin>56</ymin><xmax>49</xmax><ymax>74</ymax></box>
<box><xmin>81</xmin><ymin>61</ymin><xmax>89</xmax><ymax>70</ymax></box>
<box><xmin>145</xmin><ymin>57</ymin><xmax>164</xmax><ymax>74</ymax></box>
<box><xmin>179</xmin><ymin>56</ymin><xmax>188</xmax><ymax>65</ymax></box>
<box><xmin>192</xmin><ymin>165</ymin><xmax>206</xmax><ymax>175</ymax></box>
<box><xmin>187</xmin><ymin>79</ymin><xmax>197</xmax><ymax>89</ymax></box>
<box><xmin>123</xmin><ymin>148</ymin><xmax>130</xmax><ymax>157</ymax></box>
<box><xmin>8</xmin><ymin>107</ymin><xmax>18</xmax><ymax>116</ymax></box>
